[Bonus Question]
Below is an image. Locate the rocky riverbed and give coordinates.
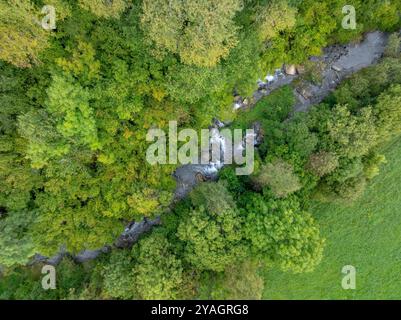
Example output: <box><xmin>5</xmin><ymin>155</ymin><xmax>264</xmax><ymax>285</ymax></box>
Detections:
<box><xmin>235</xmin><ymin>31</ymin><xmax>388</xmax><ymax>113</ymax></box>
<box><xmin>172</xmin><ymin>31</ymin><xmax>389</xmax><ymax>200</ymax></box>
<box><xmin>294</xmin><ymin>31</ymin><xmax>388</xmax><ymax>111</ymax></box>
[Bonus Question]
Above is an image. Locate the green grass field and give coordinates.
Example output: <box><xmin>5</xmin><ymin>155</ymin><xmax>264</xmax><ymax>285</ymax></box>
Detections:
<box><xmin>262</xmin><ymin>137</ymin><xmax>401</xmax><ymax>300</ymax></box>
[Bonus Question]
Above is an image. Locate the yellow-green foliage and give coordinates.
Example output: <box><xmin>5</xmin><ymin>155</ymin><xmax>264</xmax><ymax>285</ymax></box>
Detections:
<box><xmin>140</xmin><ymin>0</ymin><xmax>242</xmax><ymax>67</ymax></box>
<box><xmin>78</xmin><ymin>0</ymin><xmax>129</xmax><ymax>19</ymax></box>
<box><xmin>0</xmin><ymin>0</ymin><xmax>49</xmax><ymax>68</ymax></box>
<box><xmin>256</xmin><ymin>0</ymin><xmax>297</xmax><ymax>41</ymax></box>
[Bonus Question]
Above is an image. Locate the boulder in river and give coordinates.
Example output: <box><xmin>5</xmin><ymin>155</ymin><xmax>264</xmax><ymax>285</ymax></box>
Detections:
<box><xmin>284</xmin><ymin>64</ymin><xmax>297</xmax><ymax>75</ymax></box>
<box><xmin>297</xmin><ymin>82</ymin><xmax>314</xmax><ymax>100</ymax></box>
<box><xmin>296</xmin><ymin>65</ymin><xmax>306</xmax><ymax>74</ymax></box>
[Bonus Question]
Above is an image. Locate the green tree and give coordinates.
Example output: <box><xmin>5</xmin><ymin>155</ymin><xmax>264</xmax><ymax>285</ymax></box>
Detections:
<box><xmin>0</xmin><ymin>210</ymin><xmax>37</xmax><ymax>267</ymax></box>
<box><xmin>253</xmin><ymin>159</ymin><xmax>301</xmax><ymax>198</ymax></box>
<box><xmin>374</xmin><ymin>85</ymin><xmax>401</xmax><ymax>140</ymax></box>
<box><xmin>177</xmin><ymin>183</ymin><xmax>245</xmax><ymax>272</ymax></box>
<box><xmin>285</xmin><ymin>119</ymin><xmax>318</xmax><ymax>158</ymax></box>
<box><xmin>0</xmin><ymin>258</ymin><xmax>92</xmax><ymax>299</ymax></box>
<box><xmin>323</xmin><ymin>105</ymin><xmax>378</xmax><ymax>158</ymax></box>
<box><xmin>333</xmin><ymin>176</ymin><xmax>367</xmax><ymax>203</ymax></box>
<box><xmin>198</xmin><ymin>259</ymin><xmax>264</xmax><ymax>300</ymax></box>
<box><xmin>46</xmin><ymin>74</ymin><xmax>100</xmax><ymax>150</ymax></box>
<box><xmin>256</xmin><ymin>0</ymin><xmax>297</xmax><ymax>41</ymax></box>
<box><xmin>288</xmin><ymin>0</ymin><xmax>337</xmax><ymax>62</ymax></box>
<box><xmin>101</xmin><ymin>249</ymin><xmax>136</xmax><ymax>299</ymax></box>
<box><xmin>243</xmin><ymin>195</ymin><xmax>325</xmax><ymax>273</ymax></box>
<box><xmin>140</xmin><ymin>0</ymin><xmax>242</xmax><ymax>67</ymax></box>
<box><xmin>327</xmin><ymin>158</ymin><xmax>365</xmax><ymax>184</ymax></box>
<box><xmin>18</xmin><ymin>73</ymin><xmax>100</xmax><ymax>169</ymax></box>
<box><xmin>133</xmin><ymin>233</ymin><xmax>184</xmax><ymax>300</ymax></box>
<box><xmin>362</xmin><ymin>0</ymin><xmax>401</xmax><ymax>32</ymax></box>
<box><xmin>78</xmin><ymin>0</ymin><xmax>129</xmax><ymax>19</ymax></box>
<box><xmin>318</xmin><ymin>158</ymin><xmax>368</xmax><ymax>203</ymax></box>
<box><xmin>384</xmin><ymin>33</ymin><xmax>401</xmax><ymax>58</ymax></box>
<box><xmin>0</xmin><ymin>63</ymin><xmax>41</xmax><ymax>211</ymax></box>
<box><xmin>306</xmin><ymin>151</ymin><xmax>339</xmax><ymax>177</ymax></box>
<box><xmin>177</xmin><ymin>206</ymin><xmax>245</xmax><ymax>272</ymax></box>
<box><xmin>55</xmin><ymin>41</ymin><xmax>101</xmax><ymax>85</ymax></box>
<box><xmin>189</xmin><ymin>181</ymin><xmax>236</xmax><ymax>215</ymax></box>
<box><xmin>0</xmin><ymin>0</ymin><xmax>50</xmax><ymax>68</ymax></box>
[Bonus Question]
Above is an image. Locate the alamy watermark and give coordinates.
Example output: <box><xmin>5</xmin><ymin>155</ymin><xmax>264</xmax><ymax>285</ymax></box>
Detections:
<box><xmin>41</xmin><ymin>264</ymin><xmax>56</xmax><ymax>290</ymax></box>
<box><xmin>38</xmin><ymin>4</ymin><xmax>357</xmax><ymax>31</ymax></box>
<box><xmin>341</xmin><ymin>265</ymin><xmax>356</xmax><ymax>290</ymax></box>
<box><xmin>40</xmin><ymin>5</ymin><xmax>56</xmax><ymax>30</ymax></box>
<box><xmin>342</xmin><ymin>5</ymin><xmax>357</xmax><ymax>30</ymax></box>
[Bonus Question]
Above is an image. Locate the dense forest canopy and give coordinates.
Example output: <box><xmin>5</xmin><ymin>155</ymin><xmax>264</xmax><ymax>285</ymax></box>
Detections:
<box><xmin>0</xmin><ymin>0</ymin><xmax>401</xmax><ymax>300</ymax></box>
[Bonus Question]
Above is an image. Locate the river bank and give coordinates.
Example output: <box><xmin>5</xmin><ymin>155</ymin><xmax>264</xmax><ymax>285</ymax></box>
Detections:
<box><xmin>172</xmin><ymin>31</ymin><xmax>389</xmax><ymax>201</ymax></box>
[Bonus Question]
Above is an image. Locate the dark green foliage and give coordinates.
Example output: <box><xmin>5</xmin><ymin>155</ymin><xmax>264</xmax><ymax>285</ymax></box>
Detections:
<box><xmin>0</xmin><ymin>62</ymin><xmax>41</xmax><ymax>212</ymax></box>
<box><xmin>177</xmin><ymin>182</ymin><xmax>246</xmax><ymax>272</ymax></box>
<box><xmin>322</xmin><ymin>105</ymin><xmax>378</xmax><ymax>159</ymax></box>
<box><xmin>189</xmin><ymin>181</ymin><xmax>236</xmax><ymax>215</ymax></box>
<box><xmin>0</xmin><ymin>210</ymin><xmax>37</xmax><ymax>267</ymax></box>
<box><xmin>0</xmin><ymin>258</ymin><xmax>93</xmax><ymax>300</ymax></box>
<box><xmin>384</xmin><ymin>33</ymin><xmax>401</xmax><ymax>58</ymax></box>
<box><xmin>374</xmin><ymin>85</ymin><xmax>401</xmax><ymax>140</ymax></box>
<box><xmin>133</xmin><ymin>232</ymin><xmax>185</xmax><ymax>299</ymax></box>
<box><xmin>242</xmin><ymin>194</ymin><xmax>325</xmax><ymax>273</ymax></box>
<box><xmin>101</xmin><ymin>249</ymin><xmax>136</xmax><ymax>299</ymax></box>
<box><xmin>285</xmin><ymin>116</ymin><xmax>318</xmax><ymax>159</ymax></box>
<box><xmin>218</xmin><ymin>166</ymin><xmax>246</xmax><ymax>196</ymax></box>
<box><xmin>99</xmin><ymin>231</ymin><xmax>186</xmax><ymax>300</ymax></box>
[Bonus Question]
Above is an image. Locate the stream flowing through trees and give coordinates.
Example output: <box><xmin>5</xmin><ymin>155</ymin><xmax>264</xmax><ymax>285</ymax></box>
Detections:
<box><xmin>34</xmin><ymin>31</ymin><xmax>390</xmax><ymax>265</ymax></box>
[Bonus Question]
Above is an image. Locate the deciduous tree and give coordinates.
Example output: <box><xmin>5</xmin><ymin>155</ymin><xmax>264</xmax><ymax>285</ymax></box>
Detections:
<box><xmin>140</xmin><ymin>0</ymin><xmax>242</xmax><ymax>67</ymax></box>
<box><xmin>0</xmin><ymin>0</ymin><xmax>49</xmax><ymax>68</ymax></box>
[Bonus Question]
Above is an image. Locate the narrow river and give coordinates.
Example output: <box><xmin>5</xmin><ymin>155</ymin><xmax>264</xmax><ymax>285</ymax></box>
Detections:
<box><xmin>34</xmin><ymin>31</ymin><xmax>390</xmax><ymax>265</ymax></box>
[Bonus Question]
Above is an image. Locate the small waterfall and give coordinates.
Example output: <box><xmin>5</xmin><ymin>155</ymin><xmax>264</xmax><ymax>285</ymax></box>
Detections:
<box><xmin>233</xmin><ymin>102</ymin><xmax>242</xmax><ymax>110</ymax></box>
<box><xmin>201</xmin><ymin>127</ymin><xmax>226</xmax><ymax>175</ymax></box>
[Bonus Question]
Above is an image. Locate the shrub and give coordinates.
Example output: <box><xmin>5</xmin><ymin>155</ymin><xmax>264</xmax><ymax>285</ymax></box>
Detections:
<box><xmin>253</xmin><ymin>159</ymin><xmax>301</xmax><ymax>198</ymax></box>
<box><xmin>306</xmin><ymin>151</ymin><xmax>339</xmax><ymax>177</ymax></box>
